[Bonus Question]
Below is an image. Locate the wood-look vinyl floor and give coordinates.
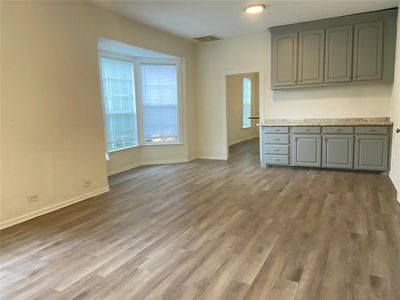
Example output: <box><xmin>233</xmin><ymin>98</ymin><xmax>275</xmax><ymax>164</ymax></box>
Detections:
<box><xmin>1</xmin><ymin>138</ymin><xmax>400</xmax><ymax>300</ymax></box>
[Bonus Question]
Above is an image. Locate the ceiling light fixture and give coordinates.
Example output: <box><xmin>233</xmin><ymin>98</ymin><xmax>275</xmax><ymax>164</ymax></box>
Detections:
<box><xmin>244</xmin><ymin>4</ymin><xmax>266</xmax><ymax>14</ymax></box>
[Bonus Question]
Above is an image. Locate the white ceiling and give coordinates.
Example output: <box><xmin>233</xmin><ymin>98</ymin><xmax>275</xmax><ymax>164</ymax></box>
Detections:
<box><xmin>93</xmin><ymin>0</ymin><xmax>399</xmax><ymax>40</ymax></box>
<box><xmin>97</xmin><ymin>38</ymin><xmax>178</xmax><ymax>58</ymax></box>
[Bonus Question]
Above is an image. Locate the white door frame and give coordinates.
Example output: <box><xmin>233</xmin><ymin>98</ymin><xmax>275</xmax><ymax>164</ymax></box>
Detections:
<box><xmin>222</xmin><ymin>68</ymin><xmax>265</xmax><ymax>160</ymax></box>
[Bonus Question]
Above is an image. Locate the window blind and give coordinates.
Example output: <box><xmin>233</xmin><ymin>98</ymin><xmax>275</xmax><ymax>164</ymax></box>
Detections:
<box><xmin>242</xmin><ymin>77</ymin><xmax>252</xmax><ymax>129</ymax></box>
<box><xmin>140</xmin><ymin>63</ymin><xmax>179</xmax><ymax>143</ymax></box>
<box><xmin>100</xmin><ymin>57</ymin><xmax>137</xmax><ymax>151</ymax></box>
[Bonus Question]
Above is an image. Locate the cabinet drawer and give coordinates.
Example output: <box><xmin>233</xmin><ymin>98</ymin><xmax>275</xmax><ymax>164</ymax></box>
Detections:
<box><xmin>265</xmin><ymin>145</ymin><xmax>289</xmax><ymax>155</ymax></box>
<box><xmin>323</xmin><ymin>126</ymin><xmax>354</xmax><ymax>134</ymax></box>
<box><xmin>355</xmin><ymin>126</ymin><xmax>388</xmax><ymax>134</ymax></box>
<box><xmin>265</xmin><ymin>134</ymin><xmax>289</xmax><ymax>144</ymax></box>
<box><xmin>265</xmin><ymin>155</ymin><xmax>289</xmax><ymax>165</ymax></box>
<box><xmin>263</xmin><ymin>126</ymin><xmax>289</xmax><ymax>134</ymax></box>
<box><xmin>292</xmin><ymin>127</ymin><xmax>321</xmax><ymax>134</ymax></box>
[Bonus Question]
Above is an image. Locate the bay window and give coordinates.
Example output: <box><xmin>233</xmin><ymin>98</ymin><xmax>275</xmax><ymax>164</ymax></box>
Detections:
<box><xmin>140</xmin><ymin>63</ymin><xmax>179</xmax><ymax>144</ymax></box>
<box><xmin>99</xmin><ymin>57</ymin><xmax>138</xmax><ymax>151</ymax></box>
<box><xmin>99</xmin><ymin>54</ymin><xmax>181</xmax><ymax>152</ymax></box>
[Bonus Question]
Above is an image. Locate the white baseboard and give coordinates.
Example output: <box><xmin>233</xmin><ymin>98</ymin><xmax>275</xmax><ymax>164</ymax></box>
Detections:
<box><xmin>0</xmin><ymin>186</ymin><xmax>110</xmax><ymax>230</ymax></box>
<box><xmin>108</xmin><ymin>162</ymin><xmax>142</xmax><ymax>176</ymax></box>
<box><xmin>229</xmin><ymin>135</ymin><xmax>259</xmax><ymax>146</ymax></box>
<box><xmin>108</xmin><ymin>159</ymin><xmax>189</xmax><ymax>176</ymax></box>
<box><xmin>196</xmin><ymin>155</ymin><xmax>227</xmax><ymax>160</ymax></box>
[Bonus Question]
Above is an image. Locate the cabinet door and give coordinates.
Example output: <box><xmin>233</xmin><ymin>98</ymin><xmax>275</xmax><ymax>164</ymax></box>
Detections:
<box><xmin>272</xmin><ymin>33</ymin><xmax>298</xmax><ymax>87</ymax></box>
<box><xmin>325</xmin><ymin>25</ymin><xmax>353</xmax><ymax>83</ymax></box>
<box><xmin>322</xmin><ymin>135</ymin><xmax>353</xmax><ymax>169</ymax></box>
<box><xmin>292</xmin><ymin>135</ymin><xmax>321</xmax><ymax>167</ymax></box>
<box><xmin>298</xmin><ymin>29</ymin><xmax>324</xmax><ymax>85</ymax></box>
<box><xmin>353</xmin><ymin>21</ymin><xmax>383</xmax><ymax>81</ymax></box>
<box><xmin>354</xmin><ymin>135</ymin><xmax>388</xmax><ymax>171</ymax></box>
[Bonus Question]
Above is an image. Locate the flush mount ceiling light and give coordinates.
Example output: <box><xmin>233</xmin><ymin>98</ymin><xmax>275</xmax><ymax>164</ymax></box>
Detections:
<box><xmin>244</xmin><ymin>4</ymin><xmax>266</xmax><ymax>14</ymax></box>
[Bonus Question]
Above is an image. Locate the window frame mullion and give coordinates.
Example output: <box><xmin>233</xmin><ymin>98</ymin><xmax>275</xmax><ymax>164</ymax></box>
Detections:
<box><xmin>134</xmin><ymin>58</ymin><xmax>145</xmax><ymax>146</ymax></box>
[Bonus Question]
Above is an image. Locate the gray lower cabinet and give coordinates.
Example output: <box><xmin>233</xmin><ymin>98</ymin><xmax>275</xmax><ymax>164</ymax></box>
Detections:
<box><xmin>262</xmin><ymin>125</ymin><xmax>390</xmax><ymax>171</ymax></box>
<box><xmin>271</xmin><ymin>33</ymin><xmax>298</xmax><ymax>87</ymax></box>
<box><xmin>322</xmin><ymin>135</ymin><xmax>354</xmax><ymax>169</ymax></box>
<box><xmin>262</xmin><ymin>127</ymin><xmax>290</xmax><ymax>166</ymax></box>
<box><xmin>324</xmin><ymin>25</ymin><xmax>353</xmax><ymax>83</ymax></box>
<box><xmin>291</xmin><ymin>134</ymin><xmax>321</xmax><ymax>167</ymax></box>
<box><xmin>298</xmin><ymin>29</ymin><xmax>325</xmax><ymax>85</ymax></box>
<box><xmin>353</xmin><ymin>21</ymin><xmax>383</xmax><ymax>81</ymax></box>
<box><xmin>354</xmin><ymin>135</ymin><xmax>389</xmax><ymax>171</ymax></box>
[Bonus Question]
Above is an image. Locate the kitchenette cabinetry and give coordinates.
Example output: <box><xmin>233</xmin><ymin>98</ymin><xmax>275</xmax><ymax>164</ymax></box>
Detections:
<box><xmin>261</xmin><ymin>119</ymin><xmax>392</xmax><ymax>172</ymax></box>
<box><xmin>269</xmin><ymin>9</ymin><xmax>397</xmax><ymax>89</ymax></box>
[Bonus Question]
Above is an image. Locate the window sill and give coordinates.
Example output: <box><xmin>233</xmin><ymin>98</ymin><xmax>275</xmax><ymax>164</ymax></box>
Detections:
<box><xmin>108</xmin><ymin>144</ymin><xmax>140</xmax><ymax>154</ymax></box>
<box><xmin>142</xmin><ymin>142</ymin><xmax>184</xmax><ymax>147</ymax></box>
<box><xmin>108</xmin><ymin>142</ymin><xmax>184</xmax><ymax>154</ymax></box>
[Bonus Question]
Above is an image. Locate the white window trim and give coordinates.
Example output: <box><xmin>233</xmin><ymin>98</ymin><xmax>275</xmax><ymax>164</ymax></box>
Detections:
<box><xmin>98</xmin><ymin>51</ymin><xmax>183</xmax><ymax>153</ymax></box>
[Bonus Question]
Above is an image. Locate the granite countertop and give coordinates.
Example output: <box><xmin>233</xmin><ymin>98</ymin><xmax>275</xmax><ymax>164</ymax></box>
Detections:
<box><xmin>260</xmin><ymin>117</ymin><xmax>392</xmax><ymax>127</ymax></box>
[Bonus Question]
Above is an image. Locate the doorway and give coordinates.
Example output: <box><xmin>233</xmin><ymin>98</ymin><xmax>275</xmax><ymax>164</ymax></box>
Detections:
<box><xmin>225</xmin><ymin>72</ymin><xmax>260</xmax><ymax>158</ymax></box>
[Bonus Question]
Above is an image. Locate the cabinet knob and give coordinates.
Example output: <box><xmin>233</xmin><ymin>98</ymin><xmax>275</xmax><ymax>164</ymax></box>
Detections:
<box><xmin>396</xmin><ymin>128</ymin><xmax>400</xmax><ymax>134</ymax></box>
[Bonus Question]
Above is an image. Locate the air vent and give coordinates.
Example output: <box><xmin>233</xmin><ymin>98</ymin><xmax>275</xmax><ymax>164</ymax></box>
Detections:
<box><xmin>193</xmin><ymin>35</ymin><xmax>222</xmax><ymax>42</ymax></box>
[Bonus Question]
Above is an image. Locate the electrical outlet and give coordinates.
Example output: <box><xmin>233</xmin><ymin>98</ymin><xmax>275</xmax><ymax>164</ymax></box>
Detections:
<box><xmin>27</xmin><ymin>194</ymin><xmax>39</xmax><ymax>203</ymax></box>
<box><xmin>84</xmin><ymin>180</ymin><xmax>92</xmax><ymax>188</ymax></box>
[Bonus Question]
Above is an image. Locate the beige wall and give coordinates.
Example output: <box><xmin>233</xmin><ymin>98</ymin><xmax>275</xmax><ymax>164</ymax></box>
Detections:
<box><xmin>195</xmin><ymin>32</ymin><xmax>392</xmax><ymax>159</ymax></box>
<box><xmin>0</xmin><ymin>1</ymin><xmax>196</xmax><ymax>228</ymax></box>
<box><xmin>390</xmin><ymin>8</ymin><xmax>400</xmax><ymax>204</ymax></box>
<box><xmin>226</xmin><ymin>73</ymin><xmax>259</xmax><ymax>146</ymax></box>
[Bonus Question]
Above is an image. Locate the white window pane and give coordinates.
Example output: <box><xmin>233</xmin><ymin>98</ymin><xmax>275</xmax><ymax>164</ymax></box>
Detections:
<box><xmin>100</xmin><ymin>57</ymin><xmax>137</xmax><ymax>151</ymax></box>
<box><xmin>242</xmin><ymin>77</ymin><xmax>252</xmax><ymax>129</ymax></box>
<box><xmin>141</xmin><ymin>64</ymin><xmax>179</xmax><ymax>144</ymax></box>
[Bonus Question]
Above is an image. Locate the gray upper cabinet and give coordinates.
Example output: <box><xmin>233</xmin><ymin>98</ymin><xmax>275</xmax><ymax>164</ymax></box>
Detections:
<box><xmin>324</xmin><ymin>25</ymin><xmax>353</xmax><ymax>83</ymax></box>
<box><xmin>269</xmin><ymin>9</ymin><xmax>397</xmax><ymax>89</ymax></box>
<box><xmin>354</xmin><ymin>135</ymin><xmax>389</xmax><ymax>171</ymax></box>
<box><xmin>353</xmin><ymin>21</ymin><xmax>383</xmax><ymax>81</ymax></box>
<box><xmin>322</xmin><ymin>135</ymin><xmax>354</xmax><ymax>169</ymax></box>
<box><xmin>271</xmin><ymin>33</ymin><xmax>297</xmax><ymax>87</ymax></box>
<box><xmin>298</xmin><ymin>29</ymin><xmax>325</xmax><ymax>85</ymax></box>
<box><xmin>292</xmin><ymin>135</ymin><xmax>321</xmax><ymax>167</ymax></box>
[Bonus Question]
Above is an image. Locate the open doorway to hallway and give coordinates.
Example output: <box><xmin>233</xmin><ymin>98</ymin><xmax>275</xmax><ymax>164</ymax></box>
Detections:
<box><xmin>225</xmin><ymin>72</ymin><xmax>260</xmax><ymax>157</ymax></box>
